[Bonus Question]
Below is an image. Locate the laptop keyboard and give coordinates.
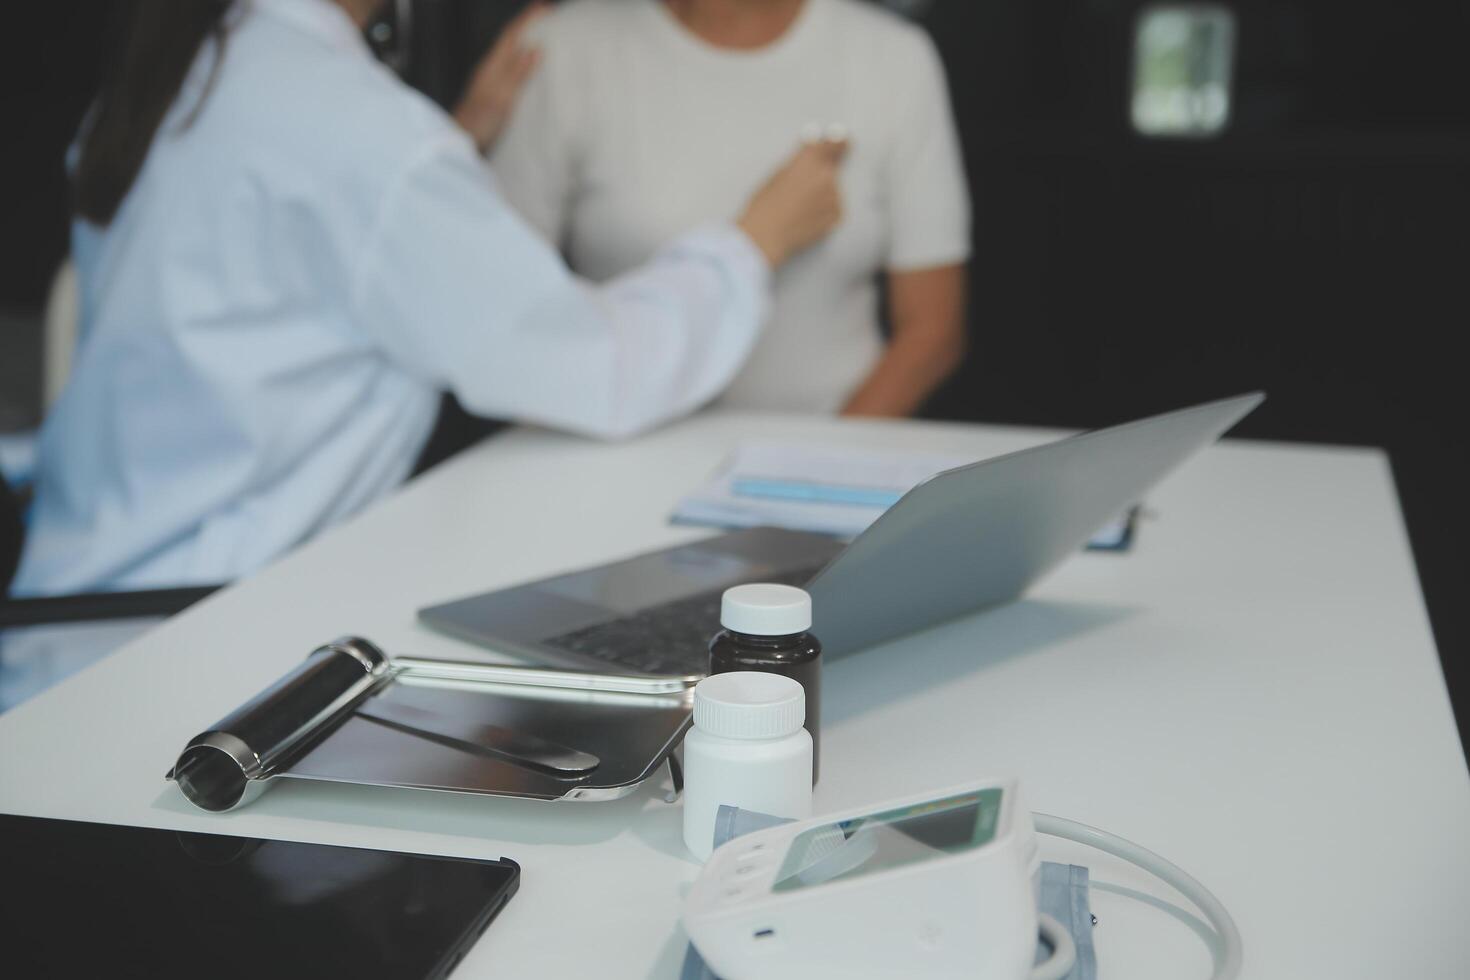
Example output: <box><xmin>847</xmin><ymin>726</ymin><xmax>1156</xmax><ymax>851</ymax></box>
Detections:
<box><xmin>543</xmin><ymin>565</ymin><xmax>824</xmax><ymax>676</ymax></box>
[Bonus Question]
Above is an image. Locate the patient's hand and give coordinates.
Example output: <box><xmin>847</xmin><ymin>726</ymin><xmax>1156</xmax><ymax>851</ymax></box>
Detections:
<box><xmin>453</xmin><ymin>3</ymin><xmax>549</xmax><ymax>153</ymax></box>
<box><xmin>737</xmin><ymin>138</ymin><xmax>849</xmax><ymax>269</ymax></box>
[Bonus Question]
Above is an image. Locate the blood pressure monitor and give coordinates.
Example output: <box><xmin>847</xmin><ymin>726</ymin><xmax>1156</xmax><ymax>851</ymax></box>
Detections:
<box><xmin>683</xmin><ymin>779</ymin><xmax>1040</xmax><ymax>980</ymax></box>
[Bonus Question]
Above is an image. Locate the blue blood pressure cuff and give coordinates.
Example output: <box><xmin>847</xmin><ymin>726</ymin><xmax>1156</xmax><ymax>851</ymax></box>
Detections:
<box><xmin>681</xmin><ymin>806</ymin><xmax>1098</xmax><ymax>980</ymax></box>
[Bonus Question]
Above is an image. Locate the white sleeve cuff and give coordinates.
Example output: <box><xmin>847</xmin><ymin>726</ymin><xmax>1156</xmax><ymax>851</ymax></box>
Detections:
<box><xmin>672</xmin><ymin>222</ymin><xmax>773</xmax><ymax>317</ymax></box>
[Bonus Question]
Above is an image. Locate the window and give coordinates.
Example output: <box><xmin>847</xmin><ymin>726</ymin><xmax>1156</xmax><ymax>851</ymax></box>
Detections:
<box><xmin>1131</xmin><ymin>4</ymin><xmax>1237</xmax><ymax>138</ymax></box>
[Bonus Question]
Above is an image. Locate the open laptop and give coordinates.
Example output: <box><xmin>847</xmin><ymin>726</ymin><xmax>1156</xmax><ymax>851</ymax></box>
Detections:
<box><xmin>420</xmin><ymin>393</ymin><xmax>1263</xmax><ymax>675</ymax></box>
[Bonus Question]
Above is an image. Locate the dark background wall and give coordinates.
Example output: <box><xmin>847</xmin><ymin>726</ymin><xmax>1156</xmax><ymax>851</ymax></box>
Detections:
<box><xmin>2</xmin><ymin>0</ymin><xmax>1465</xmax><ymax>745</ymax></box>
<box><xmin>920</xmin><ymin>0</ymin><xmax>1470</xmax><ymax>752</ymax></box>
<box><xmin>919</xmin><ymin>0</ymin><xmax>1470</xmax><ymax>753</ymax></box>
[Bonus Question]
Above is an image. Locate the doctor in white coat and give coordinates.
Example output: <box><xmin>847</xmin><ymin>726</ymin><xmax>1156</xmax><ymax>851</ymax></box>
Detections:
<box><xmin>13</xmin><ymin>0</ymin><xmax>846</xmax><ymax>595</ymax></box>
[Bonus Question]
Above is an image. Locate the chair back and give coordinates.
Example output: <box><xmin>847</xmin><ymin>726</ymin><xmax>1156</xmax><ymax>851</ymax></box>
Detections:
<box><xmin>1</xmin><ymin>474</ymin><xmax>22</xmax><ymax>597</ymax></box>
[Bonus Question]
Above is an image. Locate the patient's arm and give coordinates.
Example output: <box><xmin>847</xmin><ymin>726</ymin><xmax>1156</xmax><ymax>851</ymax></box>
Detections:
<box><xmin>841</xmin><ymin>263</ymin><xmax>967</xmax><ymax>417</ymax></box>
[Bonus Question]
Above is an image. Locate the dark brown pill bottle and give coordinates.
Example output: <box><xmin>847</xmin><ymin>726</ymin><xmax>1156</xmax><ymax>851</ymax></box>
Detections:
<box><xmin>708</xmin><ymin>583</ymin><xmax>821</xmax><ymax>783</ymax></box>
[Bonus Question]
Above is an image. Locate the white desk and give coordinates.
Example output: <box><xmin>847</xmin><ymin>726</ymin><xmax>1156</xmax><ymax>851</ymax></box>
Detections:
<box><xmin>2</xmin><ymin>412</ymin><xmax>1466</xmax><ymax>978</ymax></box>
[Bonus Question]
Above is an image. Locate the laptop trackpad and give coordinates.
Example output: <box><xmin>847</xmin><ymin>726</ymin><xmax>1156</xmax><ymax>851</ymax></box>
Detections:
<box><xmin>423</xmin><ymin>587</ymin><xmax>613</xmax><ymax>644</ymax></box>
<box><xmin>539</xmin><ymin>547</ymin><xmax>759</xmax><ymax>614</ymax></box>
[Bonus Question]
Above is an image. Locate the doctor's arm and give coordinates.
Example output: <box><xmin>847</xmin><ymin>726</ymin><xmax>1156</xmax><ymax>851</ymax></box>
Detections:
<box><xmin>841</xmin><ymin>263</ymin><xmax>967</xmax><ymax>417</ymax></box>
<box><xmin>353</xmin><ymin>138</ymin><xmax>842</xmax><ymax>440</ymax></box>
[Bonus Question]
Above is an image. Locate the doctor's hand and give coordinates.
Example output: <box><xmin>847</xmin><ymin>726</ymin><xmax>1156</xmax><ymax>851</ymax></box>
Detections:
<box><xmin>737</xmin><ymin>138</ymin><xmax>849</xmax><ymax>269</ymax></box>
<box><xmin>453</xmin><ymin>3</ymin><xmax>548</xmax><ymax>153</ymax></box>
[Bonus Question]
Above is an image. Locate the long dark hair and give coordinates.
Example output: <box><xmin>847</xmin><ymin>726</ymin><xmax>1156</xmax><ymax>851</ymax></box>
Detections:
<box><xmin>72</xmin><ymin>0</ymin><xmax>235</xmax><ymax>226</ymax></box>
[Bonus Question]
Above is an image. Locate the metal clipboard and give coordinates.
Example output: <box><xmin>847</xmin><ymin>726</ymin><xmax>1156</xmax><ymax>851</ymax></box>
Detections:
<box><xmin>168</xmin><ymin>637</ymin><xmax>694</xmax><ymax>812</ymax></box>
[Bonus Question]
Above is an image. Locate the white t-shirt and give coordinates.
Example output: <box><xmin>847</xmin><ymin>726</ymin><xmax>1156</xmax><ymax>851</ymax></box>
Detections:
<box><xmin>492</xmin><ymin>0</ymin><xmax>971</xmax><ymax>412</ymax></box>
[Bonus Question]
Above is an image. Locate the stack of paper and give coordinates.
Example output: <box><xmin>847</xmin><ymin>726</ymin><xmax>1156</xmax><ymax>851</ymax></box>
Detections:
<box><xmin>671</xmin><ymin>442</ymin><xmax>1133</xmax><ymax>549</ymax></box>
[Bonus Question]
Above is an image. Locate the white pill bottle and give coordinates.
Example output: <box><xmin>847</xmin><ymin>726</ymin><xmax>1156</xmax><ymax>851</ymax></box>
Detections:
<box><xmin>682</xmin><ymin>671</ymin><xmax>813</xmax><ymax>861</ymax></box>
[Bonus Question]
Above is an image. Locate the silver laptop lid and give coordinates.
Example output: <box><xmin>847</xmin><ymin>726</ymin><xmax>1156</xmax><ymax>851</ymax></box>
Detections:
<box><xmin>808</xmin><ymin>393</ymin><xmax>1264</xmax><ymax>655</ymax></box>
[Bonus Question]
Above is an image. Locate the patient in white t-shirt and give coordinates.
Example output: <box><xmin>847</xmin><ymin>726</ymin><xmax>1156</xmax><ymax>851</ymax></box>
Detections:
<box><xmin>491</xmin><ymin>0</ymin><xmax>971</xmax><ymax>415</ymax></box>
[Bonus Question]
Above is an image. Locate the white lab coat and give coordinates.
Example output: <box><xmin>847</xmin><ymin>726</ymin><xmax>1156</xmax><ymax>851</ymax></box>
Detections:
<box><xmin>14</xmin><ymin>0</ymin><xmax>769</xmax><ymax>595</ymax></box>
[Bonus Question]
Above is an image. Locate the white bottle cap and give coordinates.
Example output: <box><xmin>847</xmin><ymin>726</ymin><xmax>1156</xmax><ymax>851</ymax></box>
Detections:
<box><xmin>693</xmin><ymin>672</ymin><xmax>806</xmax><ymax>740</ymax></box>
<box><xmin>720</xmin><ymin>583</ymin><xmax>812</xmax><ymax>636</ymax></box>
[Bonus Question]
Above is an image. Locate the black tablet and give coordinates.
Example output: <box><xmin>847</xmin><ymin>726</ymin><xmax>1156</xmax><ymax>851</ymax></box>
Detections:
<box><xmin>0</xmin><ymin>813</ymin><xmax>519</xmax><ymax>979</ymax></box>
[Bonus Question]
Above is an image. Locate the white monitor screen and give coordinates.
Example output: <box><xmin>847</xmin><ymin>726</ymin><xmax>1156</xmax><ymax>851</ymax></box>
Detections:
<box><xmin>772</xmin><ymin>788</ymin><xmax>1003</xmax><ymax>893</ymax></box>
